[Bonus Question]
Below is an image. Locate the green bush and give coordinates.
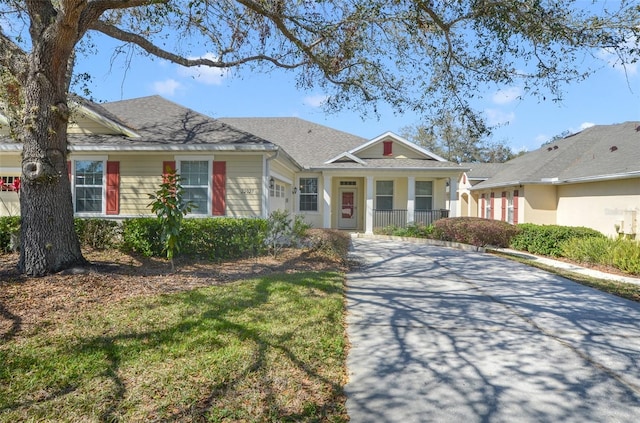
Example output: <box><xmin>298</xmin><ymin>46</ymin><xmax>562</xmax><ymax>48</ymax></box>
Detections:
<box><xmin>120</xmin><ymin>218</ymin><xmax>164</xmax><ymax>257</ymax></box>
<box><xmin>433</xmin><ymin>217</ymin><xmax>519</xmax><ymax>248</ymax></box>
<box><xmin>560</xmin><ymin>236</ymin><xmax>613</xmax><ymax>265</ymax></box>
<box><xmin>374</xmin><ymin>223</ymin><xmax>434</xmax><ymax>238</ymax></box>
<box><xmin>265</xmin><ymin>211</ymin><xmax>311</xmax><ymax>257</ymax></box>
<box><xmin>180</xmin><ymin>218</ymin><xmax>268</xmax><ymax>260</ymax></box>
<box><xmin>561</xmin><ymin>236</ymin><xmax>640</xmax><ymax>276</ymax></box>
<box><xmin>510</xmin><ymin>223</ymin><xmax>604</xmax><ymax>257</ymax></box>
<box><xmin>0</xmin><ymin>216</ymin><xmax>20</xmax><ymax>253</ymax></box>
<box><xmin>610</xmin><ymin>239</ymin><xmax>640</xmax><ymax>275</ymax></box>
<box><xmin>74</xmin><ymin>218</ymin><xmax>120</xmax><ymax>250</ymax></box>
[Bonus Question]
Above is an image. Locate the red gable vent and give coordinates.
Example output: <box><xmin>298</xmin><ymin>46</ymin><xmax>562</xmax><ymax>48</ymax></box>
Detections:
<box><xmin>383</xmin><ymin>140</ymin><xmax>393</xmax><ymax>156</ymax></box>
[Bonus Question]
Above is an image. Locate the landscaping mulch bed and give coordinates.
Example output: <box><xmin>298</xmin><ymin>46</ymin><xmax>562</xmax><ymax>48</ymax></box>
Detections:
<box><xmin>0</xmin><ymin>245</ymin><xmax>347</xmax><ymax>340</ymax></box>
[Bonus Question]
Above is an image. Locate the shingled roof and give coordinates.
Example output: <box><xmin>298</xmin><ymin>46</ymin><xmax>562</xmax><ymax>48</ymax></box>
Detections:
<box><xmin>218</xmin><ymin>117</ymin><xmax>368</xmax><ymax>169</ymax></box>
<box><xmin>1</xmin><ymin>96</ymin><xmax>275</xmax><ymax>152</ymax></box>
<box><xmin>473</xmin><ymin>122</ymin><xmax>640</xmax><ymax>189</ymax></box>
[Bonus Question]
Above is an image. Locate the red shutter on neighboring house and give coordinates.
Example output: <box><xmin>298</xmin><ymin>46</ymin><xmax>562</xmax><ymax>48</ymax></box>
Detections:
<box><xmin>490</xmin><ymin>192</ymin><xmax>495</xmax><ymax>219</ymax></box>
<box><xmin>513</xmin><ymin>189</ymin><xmax>519</xmax><ymax>224</ymax></box>
<box><xmin>106</xmin><ymin>161</ymin><xmax>120</xmax><ymax>215</ymax></box>
<box><xmin>383</xmin><ymin>141</ymin><xmax>393</xmax><ymax>156</ymax></box>
<box><xmin>501</xmin><ymin>192</ymin><xmax>507</xmax><ymax>221</ymax></box>
<box><xmin>212</xmin><ymin>161</ymin><xmax>226</xmax><ymax>216</ymax></box>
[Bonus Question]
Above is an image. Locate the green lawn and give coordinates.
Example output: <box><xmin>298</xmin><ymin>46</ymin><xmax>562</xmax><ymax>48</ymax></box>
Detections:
<box><xmin>0</xmin><ymin>271</ymin><xmax>348</xmax><ymax>422</ymax></box>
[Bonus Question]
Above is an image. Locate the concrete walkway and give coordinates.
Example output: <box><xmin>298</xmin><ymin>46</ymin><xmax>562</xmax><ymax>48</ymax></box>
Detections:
<box><xmin>344</xmin><ymin>238</ymin><xmax>640</xmax><ymax>422</ymax></box>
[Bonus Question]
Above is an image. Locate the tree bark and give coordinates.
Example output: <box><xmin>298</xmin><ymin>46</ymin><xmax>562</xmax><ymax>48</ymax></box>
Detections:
<box><xmin>17</xmin><ymin>4</ymin><xmax>86</xmax><ymax>276</ymax></box>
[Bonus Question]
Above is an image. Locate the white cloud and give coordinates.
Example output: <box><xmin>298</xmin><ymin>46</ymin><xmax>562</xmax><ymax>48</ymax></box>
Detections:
<box><xmin>484</xmin><ymin>108</ymin><xmax>515</xmax><ymax>126</ymax></box>
<box><xmin>177</xmin><ymin>53</ymin><xmax>229</xmax><ymax>85</ymax></box>
<box><xmin>152</xmin><ymin>79</ymin><xmax>183</xmax><ymax>96</ymax></box>
<box><xmin>492</xmin><ymin>86</ymin><xmax>522</xmax><ymax>105</ymax></box>
<box><xmin>579</xmin><ymin>121</ymin><xmax>595</xmax><ymax>131</ymax></box>
<box><xmin>598</xmin><ymin>36</ymin><xmax>639</xmax><ymax>76</ymax></box>
<box><xmin>303</xmin><ymin>94</ymin><xmax>328</xmax><ymax>108</ymax></box>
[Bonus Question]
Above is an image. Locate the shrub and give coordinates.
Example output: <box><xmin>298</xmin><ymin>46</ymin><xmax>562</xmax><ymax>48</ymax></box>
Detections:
<box><xmin>148</xmin><ymin>169</ymin><xmax>194</xmax><ymax>269</ymax></box>
<box><xmin>560</xmin><ymin>236</ymin><xmax>613</xmax><ymax>265</ymax></box>
<box><xmin>74</xmin><ymin>218</ymin><xmax>120</xmax><ymax>250</ymax></box>
<box><xmin>180</xmin><ymin>218</ymin><xmax>268</xmax><ymax>260</ymax></box>
<box><xmin>374</xmin><ymin>223</ymin><xmax>434</xmax><ymax>238</ymax></box>
<box><xmin>510</xmin><ymin>224</ymin><xmax>604</xmax><ymax>257</ymax></box>
<box><xmin>120</xmin><ymin>218</ymin><xmax>164</xmax><ymax>257</ymax></box>
<box><xmin>265</xmin><ymin>210</ymin><xmax>311</xmax><ymax>257</ymax></box>
<box><xmin>0</xmin><ymin>216</ymin><xmax>20</xmax><ymax>253</ymax></box>
<box><xmin>610</xmin><ymin>239</ymin><xmax>640</xmax><ymax>275</ymax></box>
<box><xmin>433</xmin><ymin>217</ymin><xmax>519</xmax><ymax>248</ymax></box>
<box><xmin>305</xmin><ymin>229</ymin><xmax>351</xmax><ymax>259</ymax></box>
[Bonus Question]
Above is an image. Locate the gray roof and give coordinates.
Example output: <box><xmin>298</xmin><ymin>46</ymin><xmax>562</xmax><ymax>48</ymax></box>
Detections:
<box><xmin>473</xmin><ymin>122</ymin><xmax>640</xmax><ymax>189</ymax></box>
<box><xmin>461</xmin><ymin>162</ymin><xmax>507</xmax><ymax>180</ymax></box>
<box><xmin>218</xmin><ymin>117</ymin><xmax>368</xmax><ymax>168</ymax></box>
<box><xmin>1</xmin><ymin>96</ymin><xmax>274</xmax><ymax>151</ymax></box>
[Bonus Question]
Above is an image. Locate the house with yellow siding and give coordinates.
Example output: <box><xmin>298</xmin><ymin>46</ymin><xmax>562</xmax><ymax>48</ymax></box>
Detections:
<box><xmin>1</xmin><ymin>96</ymin><xmax>466</xmax><ymax>233</ymax></box>
<box><xmin>461</xmin><ymin>123</ymin><xmax>640</xmax><ymax>238</ymax></box>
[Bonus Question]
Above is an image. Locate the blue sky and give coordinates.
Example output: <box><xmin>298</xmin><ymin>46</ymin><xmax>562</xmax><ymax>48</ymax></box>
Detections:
<box><xmin>75</xmin><ymin>35</ymin><xmax>640</xmax><ymax>153</ymax></box>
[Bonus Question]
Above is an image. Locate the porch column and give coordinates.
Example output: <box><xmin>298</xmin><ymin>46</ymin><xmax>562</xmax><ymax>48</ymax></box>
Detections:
<box><xmin>365</xmin><ymin>175</ymin><xmax>374</xmax><ymax>234</ymax></box>
<box><xmin>407</xmin><ymin>176</ymin><xmax>415</xmax><ymax>224</ymax></box>
<box><xmin>323</xmin><ymin>174</ymin><xmax>332</xmax><ymax>229</ymax></box>
<box><xmin>449</xmin><ymin>177</ymin><xmax>459</xmax><ymax>217</ymax></box>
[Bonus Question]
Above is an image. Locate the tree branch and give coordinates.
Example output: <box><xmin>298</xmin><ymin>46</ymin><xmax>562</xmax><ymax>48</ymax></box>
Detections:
<box><xmin>89</xmin><ymin>19</ymin><xmax>306</xmax><ymax>69</ymax></box>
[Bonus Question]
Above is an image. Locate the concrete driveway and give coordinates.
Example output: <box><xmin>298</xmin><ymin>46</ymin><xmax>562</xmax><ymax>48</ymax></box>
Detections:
<box><xmin>345</xmin><ymin>238</ymin><xmax>640</xmax><ymax>422</ymax></box>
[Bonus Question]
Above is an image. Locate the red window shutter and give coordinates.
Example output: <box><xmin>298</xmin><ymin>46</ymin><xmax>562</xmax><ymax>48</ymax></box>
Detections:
<box><xmin>513</xmin><ymin>189</ymin><xmax>519</xmax><ymax>224</ymax></box>
<box><xmin>67</xmin><ymin>161</ymin><xmax>72</xmax><ymax>181</ymax></box>
<box><xmin>163</xmin><ymin>161</ymin><xmax>176</xmax><ymax>174</ymax></box>
<box><xmin>490</xmin><ymin>192</ymin><xmax>495</xmax><ymax>219</ymax></box>
<box><xmin>383</xmin><ymin>141</ymin><xmax>393</xmax><ymax>156</ymax></box>
<box><xmin>106</xmin><ymin>161</ymin><xmax>120</xmax><ymax>215</ymax></box>
<box><xmin>212</xmin><ymin>161</ymin><xmax>226</xmax><ymax>216</ymax></box>
<box><xmin>501</xmin><ymin>192</ymin><xmax>507</xmax><ymax>221</ymax></box>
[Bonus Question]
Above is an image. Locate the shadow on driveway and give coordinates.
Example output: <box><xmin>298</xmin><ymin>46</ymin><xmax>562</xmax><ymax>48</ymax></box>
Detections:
<box><xmin>345</xmin><ymin>238</ymin><xmax>640</xmax><ymax>423</ymax></box>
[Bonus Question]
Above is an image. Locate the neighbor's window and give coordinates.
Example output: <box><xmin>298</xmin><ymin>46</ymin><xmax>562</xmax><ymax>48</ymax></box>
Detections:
<box><xmin>180</xmin><ymin>160</ymin><xmax>209</xmax><ymax>214</ymax></box>
<box><xmin>75</xmin><ymin>160</ymin><xmax>104</xmax><ymax>213</ymax></box>
<box><xmin>415</xmin><ymin>181</ymin><xmax>433</xmax><ymax>211</ymax></box>
<box><xmin>375</xmin><ymin>180</ymin><xmax>393</xmax><ymax>210</ymax></box>
<box><xmin>299</xmin><ymin>177</ymin><xmax>318</xmax><ymax>211</ymax></box>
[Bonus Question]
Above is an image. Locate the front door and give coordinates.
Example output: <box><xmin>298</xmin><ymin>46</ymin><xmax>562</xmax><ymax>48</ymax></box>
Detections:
<box><xmin>339</xmin><ymin>189</ymin><xmax>357</xmax><ymax>229</ymax></box>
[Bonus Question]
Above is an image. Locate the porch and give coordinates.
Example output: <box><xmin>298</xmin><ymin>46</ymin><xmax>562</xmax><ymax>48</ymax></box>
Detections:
<box><xmin>372</xmin><ymin>209</ymin><xmax>450</xmax><ymax>229</ymax></box>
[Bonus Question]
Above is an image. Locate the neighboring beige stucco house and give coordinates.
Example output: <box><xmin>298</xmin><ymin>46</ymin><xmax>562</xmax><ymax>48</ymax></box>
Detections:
<box><xmin>464</xmin><ymin>122</ymin><xmax>640</xmax><ymax>238</ymax></box>
<box><xmin>1</xmin><ymin>96</ymin><xmax>465</xmax><ymax>233</ymax></box>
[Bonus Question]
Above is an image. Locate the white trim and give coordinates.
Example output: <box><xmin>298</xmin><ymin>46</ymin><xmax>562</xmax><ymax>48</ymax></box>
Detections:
<box><xmin>71</xmin><ymin>155</ymin><xmax>108</xmax><ymax>216</ymax></box>
<box><xmin>71</xmin><ymin>101</ymin><xmax>141</xmax><ymax>138</ymax></box>
<box><xmin>269</xmin><ymin>170</ymin><xmax>293</xmax><ymax>185</ymax></box>
<box><xmin>323</xmin><ymin>174</ymin><xmax>332</xmax><ymax>228</ymax></box>
<box><xmin>324</xmin><ymin>151</ymin><xmax>367</xmax><ymax>165</ymax></box>
<box><xmin>175</xmin><ymin>156</ymin><xmax>215</xmax><ymax>216</ymax></box>
<box><xmin>365</xmin><ymin>176</ymin><xmax>374</xmax><ymax>235</ymax></box>
<box><xmin>350</xmin><ymin>131</ymin><xmax>448</xmax><ymax>162</ymax></box>
<box><xmin>0</xmin><ymin>144</ymin><xmax>280</xmax><ymax>152</ymax></box>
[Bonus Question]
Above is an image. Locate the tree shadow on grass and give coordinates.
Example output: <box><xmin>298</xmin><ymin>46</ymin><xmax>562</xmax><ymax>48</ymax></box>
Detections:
<box><xmin>0</xmin><ymin>271</ymin><xmax>347</xmax><ymax>422</ymax></box>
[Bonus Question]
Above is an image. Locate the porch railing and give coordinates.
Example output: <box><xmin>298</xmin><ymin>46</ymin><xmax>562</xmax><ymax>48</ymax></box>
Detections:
<box><xmin>373</xmin><ymin>209</ymin><xmax>449</xmax><ymax>229</ymax></box>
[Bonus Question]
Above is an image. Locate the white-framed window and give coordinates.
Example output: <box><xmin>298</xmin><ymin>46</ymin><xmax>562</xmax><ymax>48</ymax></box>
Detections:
<box><xmin>74</xmin><ymin>158</ymin><xmax>106</xmax><ymax>214</ymax></box>
<box><xmin>299</xmin><ymin>177</ymin><xmax>318</xmax><ymax>211</ymax></box>
<box><xmin>178</xmin><ymin>159</ymin><xmax>210</xmax><ymax>215</ymax></box>
<box><xmin>270</xmin><ymin>182</ymin><xmax>285</xmax><ymax>198</ymax></box>
<box><xmin>415</xmin><ymin>181</ymin><xmax>433</xmax><ymax>211</ymax></box>
<box><xmin>376</xmin><ymin>180</ymin><xmax>393</xmax><ymax>210</ymax></box>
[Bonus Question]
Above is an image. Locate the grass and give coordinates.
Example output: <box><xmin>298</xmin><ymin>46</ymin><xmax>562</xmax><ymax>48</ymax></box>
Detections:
<box><xmin>492</xmin><ymin>251</ymin><xmax>640</xmax><ymax>303</ymax></box>
<box><xmin>0</xmin><ymin>271</ymin><xmax>348</xmax><ymax>422</ymax></box>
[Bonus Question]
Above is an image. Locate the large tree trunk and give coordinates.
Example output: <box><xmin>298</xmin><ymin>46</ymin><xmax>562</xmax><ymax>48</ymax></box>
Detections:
<box><xmin>17</xmin><ymin>6</ymin><xmax>86</xmax><ymax>276</ymax></box>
